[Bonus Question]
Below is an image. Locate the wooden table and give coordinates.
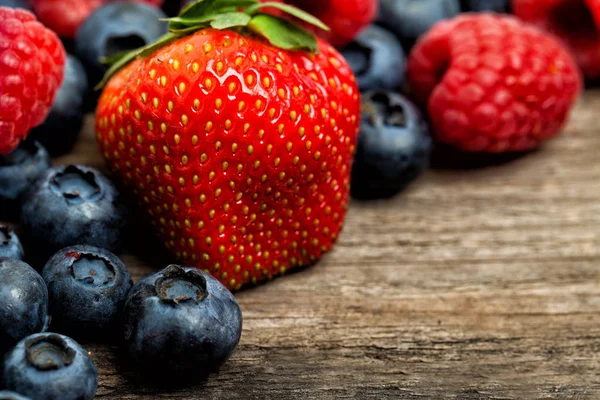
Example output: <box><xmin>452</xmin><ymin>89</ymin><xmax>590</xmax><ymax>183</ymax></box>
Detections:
<box><xmin>52</xmin><ymin>91</ymin><xmax>600</xmax><ymax>399</ymax></box>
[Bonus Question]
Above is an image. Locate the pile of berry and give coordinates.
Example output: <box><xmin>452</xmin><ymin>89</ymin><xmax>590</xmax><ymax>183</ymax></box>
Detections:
<box><xmin>0</xmin><ymin>0</ymin><xmax>595</xmax><ymax>397</ymax></box>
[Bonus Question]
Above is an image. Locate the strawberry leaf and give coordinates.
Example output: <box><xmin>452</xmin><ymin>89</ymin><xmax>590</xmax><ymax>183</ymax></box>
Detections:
<box><xmin>246</xmin><ymin>2</ymin><xmax>329</xmax><ymax>31</ymax></box>
<box><xmin>210</xmin><ymin>12</ymin><xmax>251</xmax><ymax>29</ymax></box>
<box><xmin>178</xmin><ymin>0</ymin><xmax>214</xmax><ymax>18</ymax></box>
<box><xmin>137</xmin><ymin>32</ymin><xmax>181</xmax><ymax>58</ymax></box>
<box><xmin>95</xmin><ymin>51</ymin><xmax>138</xmax><ymax>90</ymax></box>
<box><xmin>180</xmin><ymin>0</ymin><xmax>257</xmax><ymax>19</ymax></box>
<box><xmin>164</xmin><ymin>14</ymin><xmax>222</xmax><ymax>28</ymax></box>
<box><xmin>97</xmin><ymin>0</ymin><xmax>324</xmax><ymax>90</ymax></box>
<box><xmin>169</xmin><ymin>25</ymin><xmax>207</xmax><ymax>34</ymax></box>
<box><xmin>100</xmin><ymin>49</ymin><xmax>131</xmax><ymax>65</ymax></box>
<box><xmin>95</xmin><ymin>32</ymin><xmax>181</xmax><ymax>90</ymax></box>
<box><xmin>248</xmin><ymin>14</ymin><xmax>317</xmax><ymax>52</ymax></box>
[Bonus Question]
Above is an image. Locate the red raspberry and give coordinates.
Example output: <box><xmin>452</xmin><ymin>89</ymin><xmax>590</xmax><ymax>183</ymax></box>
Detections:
<box><xmin>407</xmin><ymin>14</ymin><xmax>582</xmax><ymax>153</ymax></box>
<box><xmin>514</xmin><ymin>0</ymin><xmax>600</xmax><ymax>80</ymax></box>
<box><xmin>0</xmin><ymin>7</ymin><xmax>66</xmax><ymax>154</ymax></box>
<box><xmin>31</xmin><ymin>0</ymin><xmax>165</xmax><ymax>38</ymax></box>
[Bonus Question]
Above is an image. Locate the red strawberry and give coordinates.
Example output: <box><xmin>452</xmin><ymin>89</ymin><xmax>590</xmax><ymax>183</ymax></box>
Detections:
<box><xmin>31</xmin><ymin>0</ymin><xmax>164</xmax><ymax>38</ymax></box>
<box><xmin>95</xmin><ymin>2</ymin><xmax>360</xmax><ymax>290</ymax></box>
<box><xmin>0</xmin><ymin>7</ymin><xmax>66</xmax><ymax>154</ymax></box>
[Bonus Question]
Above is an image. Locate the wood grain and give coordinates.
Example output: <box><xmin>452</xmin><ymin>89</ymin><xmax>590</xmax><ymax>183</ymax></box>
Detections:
<box><xmin>40</xmin><ymin>91</ymin><xmax>600</xmax><ymax>398</ymax></box>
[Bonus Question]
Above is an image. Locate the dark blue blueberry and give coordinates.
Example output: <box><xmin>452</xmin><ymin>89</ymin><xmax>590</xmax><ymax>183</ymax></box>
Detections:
<box><xmin>461</xmin><ymin>0</ymin><xmax>510</xmax><ymax>12</ymax></box>
<box><xmin>0</xmin><ymin>0</ymin><xmax>31</xmax><ymax>9</ymax></box>
<box><xmin>0</xmin><ymin>259</ymin><xmax>48</xmax><ymax>354</ymax></box>
<box><xmin>21</xmin><ymin>164</ymin><xmax>128</xmax><ymax>253</ymax></box>
<box><xmin>29</xmin><ymin>55</ymin><xmax>88</xmax><ymax>157</ymax></box>
<box><xmin>162</xmin><ymin>0</ymin><xmax>183</xmax><ymax>17</ymax></box>
<box><xmin>42</xmin><ymin>245</ymin><xmax>132</xmax><ymax>333</ymax></box>
<box><xmin>0</xmin><ymin>141</ymin><xmax>51</xmax><ymax>220</ymax></box>
<box><xmin>75</xmin><ymin>2</ymin><xmax>168</xmax><ymax>88</ymax></box>
<box><xmin>351</xmin><ymin>91</ymin><xmax>432</xmax><ymax>200</ymax></box>
<box><xmin>377</xmin><ymin>0</ymin><xmax>460</xmax><ymax>50</ymax></box>
<box><xmin>341</xmin><ymin>25</ymin><xmax>406</xmax><ymax>92</ymax></box>
<box><xmin>0</xmin><ymin>391</ymin><xmax>31</xmax><ymax>400</ymax></box>
<box><xmin>2</xmin><ymin>333</ymin><xmax>97</xmax><ymax>400</ymax></box>
<box><xmin>123</xmin><ymin>265</ymin><xmax>242</xmax><ymax>374</ymax></box>
<box><xmin>0</xmin><ymin>224</ymin><xmax>24</xmax><ymax>260</ymax></box>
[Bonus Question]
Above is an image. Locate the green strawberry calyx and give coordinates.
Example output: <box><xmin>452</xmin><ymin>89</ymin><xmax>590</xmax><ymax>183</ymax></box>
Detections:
<box><xmin>96</xmin><ymin>0</ymin><xmax>330</xmax><ymax>90</ymax></box>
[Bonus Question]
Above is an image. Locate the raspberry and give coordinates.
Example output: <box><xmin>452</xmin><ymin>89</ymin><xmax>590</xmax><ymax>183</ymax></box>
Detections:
<box><xmin>30</xmin><ymin>0</ymin><xmax>164</xmax><ymax>38</ymax></box>
<box><xmin>0</xmin><ymin>7</ymin><xmax>66</xmax><ymax>154</ymax></box>
<box><xmin>407</xmin><ymin>14</ymin><xmax>582</xmax><ymax>152</ymax></box>
<box><xmin>514</xmin><ymin>0</ymin><xmax>600</xmax><ymax>80</ymax></box>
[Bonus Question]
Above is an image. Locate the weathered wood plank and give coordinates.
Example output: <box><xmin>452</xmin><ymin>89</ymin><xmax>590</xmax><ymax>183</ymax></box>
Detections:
<box><xmin>41</xmin><ymin>91</ymin><xmax>600</xmax><ymax>399</ymax></box>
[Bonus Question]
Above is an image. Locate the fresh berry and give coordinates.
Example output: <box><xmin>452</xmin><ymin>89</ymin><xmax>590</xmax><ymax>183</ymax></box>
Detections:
<box><xmin>407</xmin><ymin>13</ymin><xmax>582</xmax><ymax>152</ymax></box>
<box><xmin>352</xmin><ymin>91</ymin><xmax>431</xmax><ymax>200</ymax></box>
<box><xmin>31</xmin><ymin>0</ymin><xmax>103</xmax><ymax>38</ymax></box>
<box><xmin>461</xmin><ymin>0</ymin><xmax>510</xmax><ymax>12</ymax></box>
<box><xmin>0</xmin><ymin>7</ymin><xmax>66</xmax><ymax>154</ymax></box>
<box><xmin>285</xmin><ymin>0</ymin><xmax>378</xmax><ymax>47</ymax></box>
<box><xmin>514</xmin><ymin>0</ymin><xmax>600</xmax><ymax>80</ymax></box>
<box><xmin>29</xmin><ymin>55</ymin><xmax>88</xmax><ymax>157</ymax></box>
<box><xmin>75</xmin><ymin>2</ymin><xmax>168</xmax><ymax>88</ymax></box>
<box><xmin>95</xmin><ymin>2</ymin><xmax>360</xmax><ymax>290</ymax></box>
<box><xmin>30</xmin><ymin>0</ymin><xmax>165</xmax><ymax>39</ymax></box>
<box><xmin>377</xmin><ymin>0</ymin><xmax>460</xmax><ymax>51</ymax></box>
<box><xmin>0</xmin><ymin>223</ymin><xmax>24</xmax><ymax>260</ymax></box>
<box><xmin>2</xmin><ymin>333</ymin><xmax>97</xmax><ymax>400</ymax></box>
<box><xmin>21</xmin><ymin>164</ymin><xmax>128</xmax><ymax>253</ymax></box>
<box><xmin>0</xmin><ymin>259</ymin><xmax>49</xmax><ymax>354</ymax></box>
<box><xmin>42</xmin><ymin>245</ymin><xmax>132</xmax><ymax>333</ymax></box>
<box><xmin>162</xmin><ymin>0</ymin><xmax>182</xmax><ymax>16</ymax></box>
<box><xmin>0</xmin><ymin>141</ymin><xmax>51</xmax><ymax>218</ymax></box>
<box><xmin>123</xmin><ymin>265</ymin><xmax>242</xmax><ymax>373</ymax></box>
<box><xmin>0</xmin><ymin>0</ymin><xmax>30</xmax><ymax>9</ymax></box>
<box><xmin>0</xmin><ymin>392</ymin><xmax>31</xmax><ymax>400</ymax></box>
<box><xmin>341</xmin><ymin>25</ymin><xmax>406</xmax><ymax>91</ymax></box>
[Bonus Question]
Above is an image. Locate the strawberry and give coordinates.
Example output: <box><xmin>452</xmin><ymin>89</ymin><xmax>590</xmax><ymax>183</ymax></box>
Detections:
<box><xmin>95</xmin><ymin>0</ymin><xmax>360</xmax><ymax>290</ymax></box>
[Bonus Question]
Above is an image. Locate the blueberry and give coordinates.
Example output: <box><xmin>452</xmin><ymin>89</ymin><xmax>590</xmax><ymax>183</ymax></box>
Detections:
<box><xmin>342</xmin><ymin>25</ymin><xmax>406</xmax><ymax>92</ymax></box>
<box><xmin>0</xmin><ymin>259</ymin><xmax>49</xmax><ymax>354</ymax></box>
<box><xmin>2</xmin><ymin>333</ymin><xmax>97</xmax><ymax>400</ymax></box>
<box><xmin>0</xmin><ymin>141</ymin><xmax>51</xmax><ymax>219</ymax></box>
<box><xmin>21</xmin><ymin>164</ymin><xmax>128</xmax><ymax>253</ymax></box>
<box><xmin>0</xmin><ymin>392</ymin><xmax>31</xmax><ymax>400</ymax></box>
<box><xmin>351</xmin><ymin>91</ymin><xmax>432</xmax><ymax>200</ymax></box>
<box><xmin>42</xmin><ymin>245</ymin><xmax>132</xmax><ymax>334</ymax></box>
<box><xmin>163</xmin><ymin>0</ymin><xmax>183</xmax><ymax>17</ymax></box>
<box><xmin>377</xmin><ymin>0</ymin><xmax>460</xmax><ymax>50</ymax></box>
<box><xmin>0</xmin><ymin>0</ymin><xmax>31</xmax><ymax>9</ymax></box>
<box><xmin>123</xmin><ymin>265</ymin><xmax>242</xmax><ymax>374</ymax></box>
<box><xmin>461</xmin><ymin>0</ymin><xmax>510</xmax><ymax>12</ymax></box>
<box><xmin>29</xmin><ymin>55</ymin><xmax>88</xmax><ymax>157</ymax></box>
<box><xmin>0</xmin><ymin>224</ymin><xmax>24</xmax><ymax>260</ymax></box>
<box><xmin>75</xmin><ymin>2</ymin><xmax>168</xmax><ymax>88</ymax></box>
